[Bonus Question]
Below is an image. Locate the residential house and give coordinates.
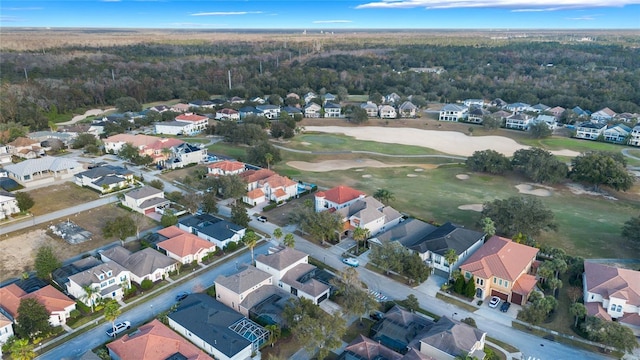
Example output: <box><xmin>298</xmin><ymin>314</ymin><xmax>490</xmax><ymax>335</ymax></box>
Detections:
<box><xmin>339</xmin><ymin>335</ymin><xmax>408</xmax><ymax>360</ymax></box>
<box><xmin>188</xmin><ymin>100</ymin><xmax>214</xmax><ymax>109</ymax></box>
<box><xmin>335</xmin><ymin>196</ymin><xmax>403</xmax><ymax>237</ymax></box>
<box><xmin>256</xmin><ymin>105</ymin><xmax>281</xmax><ymax>119</ymax></box>
<box><xmin>304</xmin><ymin>102</ymin><xmax>322</xmax><ymax>118</ymax></box>
<box><xmin>0</xmin><ymin>312</ymin><xmax>13</xmax><ymax>352</ymax></box>
<box><xmin>256</xmin><ymin>247</ymin><xmax>330</xmax><ymax>305</ymax></box>
<box><xmin>231</xmin><ymin>96</ymin><xmax>245</xmax><ymax>104</ymax></box>
<box><xmin>399</xmin><ymin>101</ymin><xmax>417</xmax><ymax>117</ymax></box>
<box><xmin>591</xmin><ymin>107</ymin><xmax>616</xmax><ymax>122</ymax></box>
<box><xmin>548</xmin><ymin>106</ymin><xmax>566</xmax><ymax>118</ymax></box>
<box><xmin>107</xmin><ymin>319</ymin><xmax>212</xmax><ymax>360</ymax></box>
<box><xmin>0</xmin><ymin>191</ymin><xmax>20</xmax><ymax>220</ymax></box>
<box><xmin>304</xmin><ymin>92</ymin><xmax>318</xmax><ymax>104</ymax></box>
<box><xmin>250</xmin><ymin>97</ymin><xmax>266</xmax><ymax>105</ymax></box>
<box><xmin>629</xmin><ymin>125</ymin><xmax>640</xmax><ymax>147</ymax></box>
<box><xmin>602</xmin><ymin>124</ymin><xmax>631</xmax><ymax>144</ymax></box>
<box><xmin>417</xmin><ymin>316</ymin><xmax>486</xmax><ymax>360</ymax></box>
<box><xmin>0</xmin><ymin>283</ymin><xmax>76</xmax><ymax>327</ymax></box>
<box><xmin>490</xmin><ymin>98</ymin><xmax>507</xmax><ymax>108</ymax></box>
<box><xmin>208</xmin><ymin>160</ymin><xmax>246</xmax><ymax>176</ymax></box>
<box><xmin>141</xmin><ymin>137</ymin><xmax>185</xmax><ymax>166</ymax></box>
<box><xmin>157</xmin><ymin>226</ymin><xmax>216</xmax><ymax>265</ymax></box>
<box><xmin>215</xmin><ymin>266</ymin><xmax>273</xmax><ymax>315</ymax></box>
<box><xmin>174</xmin><ymin>113</ymin><xmax>209</xmax><ymax>135</ymax></box>
<box><xmin>371</xmin><ymin>220</ymin><xmax>485</xmax><ymax>278</ymax></box>
<box><xmin>616</xmin><ymin>112</ymin><xmax>639</xmax><ymax>123</ymax></box>
<box><xmin>66</xmin><ymin>261</ymin><xmax>131</xmax><ymax>306</ymax></box>
<box><xmin>505</xmin><ymin>113</ymin><xmax>533</xmax><ymax>130</ymax></box>
<box><xmin>243</xmin><ymin>188</ymin><xmax>266</xmax><ymax>206</ymax></box>
<box><xmin>572</xmin><ymin>106</ymin><xmax>591</xmax><ymax>117</ymax></box>
<box><xmin>154</xmin><ymin>120</ymin><xmax>194</xmax><ymax>136</ymax></box>
<box><xmin>360</xmin><ymin>102</ymin><xmax>379</xmax><ymax>117</ymax></box>
<box><xmin>8</xmin><ymin>137</ymin><xmax>43</xmax><ymax>159</ymax></box>
<box><xmin>149</xmin><ymin>104</ymin><xmax>170</xmax><ymax>113</ymax></box>
<box><xmin>3</xmin><ymin>157</ymin><xmax>82</xmax><ymax>184</ymax></box>
<box><xmin>167</xmin><ymin>142</ymin><xmax>207</xmax><ymax>169</ymax></box>
<box><xmin>378</xmin><ymin>104</ymin><xmax>397</xmax><ymax>119</ymax></box>
<box><xmin>583</xmin><ymin>261</ymin><xmax>640</xmax><ymax>334</ymax></box>
<box><xmin>468</xmin><ymin>107</ymin><xmax>490</xmax><ymax>124</ymax></box>
<box><xmin>574</xmin><ymin>121</ymin><xmax>606</xmax><ymax>140</ymax></box>
<box><xmin>0</xmin><ymin>144</ymin><xmax>12</xmax><ymax>165</ymax></box>
<box><xmin>531</xmin><ymin>103</ymin><xmax>550</xmax><ymax>113</ymax></box>
<box><xmin>532</xmin><ymin>114</ymin><xmax>558</xmax><ymax>130</ymax></box>
<box><xmin>439</xmin><ymin>104</ymin><xmax>468</xmax><ymax>122</ymax></box>
<box><xmin>178</xmin><ymin>214</ymin><xmax>246</xmax><ymax>249</ymax></box>
<box><xmin>171</xmin><ymin>103</ymin><xmax>191</xmax><ymax>113</ymax></box>
<box><xmin>168</xmin><ymin>294</ymin><xmax>268</xmax><ymax>360</ymax></box>
<box><xmin>323</xmin><ymin>93</ymin><xmax>337</xmax><ymax>104</ymax></box>
<box><xmin>28</xmin><ymin>131</ymin><xmax>76</xmax><ymax>149</ymax></box>
<box><xmin>315</xmin><ymin>185</ymin><xmax>366</xmax><ymax>213</ymax></box>
<box><xmin>239</xmin><ymin>106</ymin><xmax>258</xmax><ymax>119</ymax></box>
<box><xmin>459</xmin><ymin>236</ymin><xmax>539</xmax><ymax>305</ymax></box>
<box><xmin>210</xmin><ymin>99</ymin><xmax>227</xmax><ymax>107</ymax></box>
<box><xmin>241</xmin><ymin>169</ymin><xmax>276</xmax><ymax>191</ymax></box>
<box><xmin>74</xmin><ymin>165</ymin><xmax>134</xmax><ymax>193</ymax></box>
<box><xmin>103</xmin><ymin>134</ymin><xmax>185</xmax><ymax>165</ymax></box>
<box><xmin>256</xmin><ymin>174</ymin><xmax>298</xmax><ymax>203</ymax></box>
<box><xmin>216</xmin><ymin>108</ymin><xmax>240</xmax><ymax>121</ymax></box>
<box><xmin>371</xmin><ymin>305</ymin><xmax>434</xmax><ymax>353</ymax></box>
<box><xmin>52</xmin><ymin>257</ymin><xmax>102</xmax><ymax>291</ymax></box>
<box><xmin>100</xmin><ymin>246</ymin><xmax>178</xmax><ymax>285</ymax></box>
<box><xmin>385</xmin><ymin>93</ymin><xmax>401</xmax><ymax>104</ymax></box>
<box><xmin>324</xmin><ymin>102</ymin><xmax>342</xmax><ymax>118</ymax></box>
<box><xmin>505</xmin><ymin>102</ymin><xmax>532</xmax><ymax>113</ymax></box>
<box><xmin>286</xmin><ymin>92</ymin><xmax>300</xmax><ymax>100</ymax></box>
<box><xmin>282</xmin><ymin>106</ymin><xmax>302</xmax><ymax>118</ymax></box>
<box><xmin>463</xmin><ymin>99</ymin><xmax>484</xmax><ymax>107</ymax></box>
<box><xmin>122</xmin><ymin>186</ymin><xmax>170</xmax><ymax>215</ymax></box>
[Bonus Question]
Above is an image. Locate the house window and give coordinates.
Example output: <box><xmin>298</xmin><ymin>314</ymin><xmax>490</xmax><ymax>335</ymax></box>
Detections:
<box><xmin>465</xmin><ymin>272</ymin><xmax>471</xmax><ymax>279</ymax></box>
<box><xmin>120</xmin><ymin>276</ymin><xmax>127</xmax><ymax>282</ymax></box>
<box><xmin>505</xmin><ymin>281</ymin><xmax>509</xmax><ymax>288</ymax></box>
<box><xmin>610</xmin><ymin>305</ymin><xmax>616</xmax><ymax>312</ymax></box>
<box><xmin>108</xmin><ymin>279</ymin><xmax>115</xmax><ymax>285</ymax></box>
<box><xmin>591</xmin><ymin>295</ymin><xmax>594</xmax><ymax>300</ymax></box>
<box><xmin>101</xmin><ymin>282</ymin><xmax>107</xmax><ymax>288</ymax></box>
<box><xmin>107</xmin><ymin>271</ymin><xmax>112</xmax><ymax>277</ymax></box>
<box><xmin>98</xmin><ymin>274</ymin><xmax>104</xmax><ymax>281</ymax></box>
<box><xmin>476</xmin><ymin>278</ymin><xmax>483</xmax><ymax>286</ymax></box>
<box><xmin>616</xmin><ymin>305</ymin><xmax>622</xmax><ymax>312</ymax></box>
<box><xmin>493</xmin><ymin>278</ymin><xmax>497</xmax><ymax>284</ymax></box>
<box><xmin>499</xmin><ymin>279</ymin><xmax>503</xmax><ymax>286</ymax></box>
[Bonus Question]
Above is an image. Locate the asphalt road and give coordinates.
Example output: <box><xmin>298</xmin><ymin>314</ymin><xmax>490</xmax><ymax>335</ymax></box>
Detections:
<box><xmin>40</xmin><ymin>242</ymin><xmax>272</xmax><ymax>360</ymax></box>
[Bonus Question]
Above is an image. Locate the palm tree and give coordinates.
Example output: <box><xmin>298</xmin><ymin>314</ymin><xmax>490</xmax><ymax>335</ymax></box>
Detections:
<box><xmin>265</xmin><ymin>324</ymin><xmax>281</xmax><ymax>347</ymax></box>
<box><xmin>569</xmin><ymin>303</ymin><xmax>587</xmax><ymax>327</ymax></box>
<box><xmin>265</xmin><ymin>153</ymin><xmax>274</xmax><ymax>170</ymax></box>
<box><xmin>82</xmin><ymin>285</ymin><xmax>99</xmax><ymax>313</ymax></box>
<box><xmin>273</xmin><ymin>228</ymin><xmax>283</xmax><ymax>242</ymax></box>
<box><xmin>373</xmin><ymin>188</ymin><xmax>395</xmax><ymax>205</ymax></box>
<box><xmin>10</xmin><ymin>338</ymin><xmax>36</xmax><ymax>360</ymax></box>
<box><xmin>103</xmin><ymin>299</ymin><xmax>121</xmax><ymax>334</ymax></box>
<box><xmin>444</xmin><ymin>249</ymin><xmax>458</xmax><ymax>281</ymax></box>
<box><xmin>243</xmin><ymin>231</ymin><xmax>259</xmax><ymax>265</ymax></box>
<box><xmin>352</xmin><ymin>227</ymin><xmax>370</xmax><ymax>254</ymax></box>
<box><xmin>283</xmin><ymin>233</ymin><xmax>295</xmax><ymax>248</ymax></box>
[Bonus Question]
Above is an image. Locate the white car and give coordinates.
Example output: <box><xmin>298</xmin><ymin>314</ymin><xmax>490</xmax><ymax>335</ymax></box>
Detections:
<box><xmin>257</xmin><ymin>216</ymin><xmax>268</xmax><ymax>223</ymax></box>
<box><xmin>342</xmin><ymin>257</ymin><xmax>359</xmax><ymax>267</ymax></box>
<box><xmin>106</xmin><ymin>321</ymin><xmax>131</xmax><ymax>337</ymax></box>
<box><xmin>488</xmin><ymin>296</ymin><xmax>501</xmax><ymax>308</ymax></box>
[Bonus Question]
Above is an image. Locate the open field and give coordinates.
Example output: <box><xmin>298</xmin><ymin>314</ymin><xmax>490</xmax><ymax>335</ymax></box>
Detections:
<box><xmin>27</xmin><ymin>183</ymin><xmax>100</xmax><ymax>215</ymax></box>
<box><xmin>0</xmin><ymin>203</ymin><xmax>157</xmax><ymax>282</ymax></box>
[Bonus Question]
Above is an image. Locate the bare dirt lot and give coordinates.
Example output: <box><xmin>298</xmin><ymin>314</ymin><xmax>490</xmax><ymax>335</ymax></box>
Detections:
<box><xmin>0</xmin><ymin>204</ymin><xmax>156</xmax><ymax>282</ymax></box>
<box><xmin>28</xmin><ymin>183</ymin><xmax>100</xmax><ymax>216</ymax></box>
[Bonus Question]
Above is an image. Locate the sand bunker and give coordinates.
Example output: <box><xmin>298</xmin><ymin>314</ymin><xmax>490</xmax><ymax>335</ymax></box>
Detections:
<box><xmin>300</xmin><ymin>142</ymin><xmax>311</xmax><ymax>146</ymax></box>
<box><xmin>407</xmin><ymin>174</ymin><xmax>418</xmax><ymax>177</ymax></box>
<box><xmin>362</xmin><ymin>174</ymin><xmax>372</xmax><ymax>178</ymax></box>
<box><xmin>516</xmin><ymin>184</ymin><xmax>553</xmax><ymax>197</ymax></box>
<box><xmin>456</xmin><ymin>174</ymin><xmax>470</xmax><ymax>180</ymax></box>
<box><xmin>287</xmin><ymin>159</ymin><xmax>436</xmax><ymax>172</ymax></box>
<box><xmin>414</xmin><ymin>168</ymin><xmax>424</xmax><ymax>172</ymax></box>
<box><xmin>458</xmin><ymin>204</ymin><xmax>483</xmax><ymax>212</ymax></box>
<box><xmin>303</xmin><ymin>126</ymin><xmax>580</xmax><ymax>157</ymax></box>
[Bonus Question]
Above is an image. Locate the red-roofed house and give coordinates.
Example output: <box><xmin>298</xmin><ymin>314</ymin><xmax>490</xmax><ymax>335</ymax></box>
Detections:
<box><xmin>243</xmin><ymin>188</ymin><xmax>265</xmax><ymax>206</ymax></box>
<box><xmin>315</xmin><ymin>185</ymin><xmax>366</xmax><ymax>212</ymax></box>
<box><xmin>207</xmin><ymin>160</ymin><xmax>246</xmax><ymax>176</ymax></box>
<box><xmin>103</xmin><ymin>134</ymin><xmax>185</xmax><ymax>165</ymax></box>
<box><xmin>459</xmin><ymin>236</ymin><xmax>539</xmax><ymax>305</ymax></box>
<box><xmin>157</xmin><ymin>226</ymin><xmax>216</xmax><ymax>264</ymax></box>
<box><xmin>241</xmin><ymin>173</ymin><xmax>298</xmax><ymax>205</ymax></box>
<box><xmin>215</xmin><ymin>108</ymin><xmax>240</xmax><ymax>121</ymax></box>
<box><xmin>0</xmin><ymin>284</ymin><xmax>76</xmax><ymax>327</ymax></box>
<box><xmin>175</xmin><ymin>113</ymin><xmax>208</xmax><ymax>134</ymax></box>
<box><xmin>107</xmin><ymin>319</ymin><xmax>212</xmax><ymax>360</ymax></box>
<box><xmin>0</xmin><ymin>312</ymin><xmax>13</xmax><ymax>352</ymax></box>
<box><xmin>583</xmin><ymin>261</ymin><xmax>640</xmax><ymax>334</ymax></box>
<box><xmin>241</xmin><ymin>169</ymin><xmax>276</xmax><ymax>191</ymax></box>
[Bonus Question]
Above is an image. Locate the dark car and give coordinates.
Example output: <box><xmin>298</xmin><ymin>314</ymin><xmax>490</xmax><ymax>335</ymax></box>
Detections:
<box><xmin>500</xmin><ymin>301</ymin><xmax>511</xmax><ymax>313</ymax></box>
<box><xmin>369</xmin><ymin>311</ymin><xmax>385</xmax><ymax>321</ymax></box>
<box><xmin>175</xmin><ymin>291</ymin><xmax>189</xmax><ymax>302</ymax></box>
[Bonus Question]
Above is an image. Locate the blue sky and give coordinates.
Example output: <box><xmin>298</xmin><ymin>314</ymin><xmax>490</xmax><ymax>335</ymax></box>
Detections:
<box><xmin>1</xmin><ymin>1</ymin><xmax>639</xmax><ymax>29</ymax></box>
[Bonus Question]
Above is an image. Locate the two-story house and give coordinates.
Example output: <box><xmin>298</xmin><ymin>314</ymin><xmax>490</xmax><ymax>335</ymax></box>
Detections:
<box><xmin>360</xmin><ymin>102</ymin><xmax>379</xmax><ymax>117</ymax></box>
<box><xmin>315</xmin><ymin>185</ymin><xmax>365</xmax><ymax>213</ymax></box>
<box><xmin>583</xmin><ymin>261</ymin><xmax>640</xmax><ymax>335</ymax></box>
<box><xmin>324</xmin><ymin>102</ymin><xmax>342</xmax><ymax>118</ymax></box>
<box><xmin>463</xmin><ymin>99</ymin><xmax>484</xmax><ymax>107</ymax></box>
<box><xmin>629</xmin><ymin>125</ymin><xmax>640</xmax><ymax>147</ymax></box>
<box><xmin>122</xmin><ymin>186</ymin><xmax>170</xmax><ymax>215</ymax></box>
<box><xmin>602</xmin><ymin>124</ymin><xmax>631</xmax><ymax>144</ymax></box>
<box><xmin>304</xmin><ymin>102</ymin><xmax>322</xmax><ymax>118</ymax></box>
<box><xmin>532</xmin><ymin>114</ymin><xmax>558</xmax><ymax>130</ymax></box>
<box><xmin>591</xmin><ymin>107</ymin><xmax>616</xmax><ymax>122</ymax></box>
<box><xmin>505</xmin><ymin>102</ymin><xmax>532</xmax><ymax>113</ymax></box>
<box><xmin>378</xmin><ymin>105</ymin><xmax>397</xmax><ymax>119</ymax></box>
<box><xmin>398</xmin><ymin>101</ymin><xmax>418</xmax><ymax>118</ymax></box>
<box><xmin>174</xmin><ymin>113</ymin><xmax>209</xmax><ymax>135</ymax></box>
<box><xmin>214</xmin><ymin>266</ymin><xmax>273</xmax><ymax>315</ymax></box>
<box><xmin>256</xmin><ymin>105</ymin><xmax>281</xmax><ymax>119</ymax></box>
<box><xmin>335</xmin><ymin>196</ymin><xmax>403</xmax><ymax>237</ymax></box>
<box><xmin>167</xmin><ymin>143</ymin><xmax>207</xmax><ymax>169</ymax></box>
<box><xmin>439</xmin><ymin>104</ymin><xmax>468</xmax><ymax>122</ymax></box>
<box><xmin>178</xmin><ymin>214</ymin><xmax>246</xmax><ymax>249</ymax></box>
<box><xmin>0</xmin><ymin>191</ymin><xmax>20</xmax><ymax>220</ymax></box>
<box><xmin>574</xmin><ymin>121</ymin><xmax>606</xmax><ymax>140</ymax></box>
<box><xmin>100</xmin><ymin>246</ymin><xmax>178</xmax><ymax>285</ymax></box>
<box><xmin>67</xmin><ymin>261</ymin><xmax>131</xmax><ymax>306</ymax></box>
<box><xmin>468</xmin><ymin>107</ymin><xmax>490</xmax><ymax>124</ymax></box>
<box><xmin>215</xmin><ymin>108</ymin><xmax>240</xmax><ymax>121</ymax></box>
<box><xmin>505</xmin><ymin>113</ymin><xmax>533</xmax><ymax>130</ymax></box>
<box><xmin>207</xmin><ymin>160</ymin><xmax>246</xmax><ymax>176</ymax></box>
<box><xmin>0</xmin><ymin>284</ymin><xmax>76</xmax><ymax>327</ymax></box>
<box><xmin>157</xmin><ymin>226</ymin><xmax>216</xmax><ymax>265</ymax></box>
<box><xmin>459</xmin><ymin>236</ymin><xmax>539</xmax><ymax>305</ymax></box>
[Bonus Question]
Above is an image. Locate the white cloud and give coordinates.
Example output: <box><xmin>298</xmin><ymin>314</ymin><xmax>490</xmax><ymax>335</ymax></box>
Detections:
<box><xmin>312</xmin><ymin>20</ymin><xmax>354</xmax><ymax>23</ymax></box>
<box><xmin>191</xmin><ymin>11</ymin><xmax>264</xmax><ymax>16</ymax></box>
<box><xmin>355</xmin><ymin>0</ymin><xmax>640</xmax><ymax>10</ymax></box>
<box><xmin>167</xmin><ymin>22</ymin><xmax>226</xmax><ymax>27</ymax></box>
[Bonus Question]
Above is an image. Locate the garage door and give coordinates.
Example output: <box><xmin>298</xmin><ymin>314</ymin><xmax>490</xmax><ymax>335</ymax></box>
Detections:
<box><xmin>144</xmin><ymin>208</ymin><xmax>155</xmax><ymax>214</ymax></box>
<box><xmin>511</xmin><ymin>292</ymin><xmax>524</xmax><ymax>305</ymax></box>
<box><xmin>491</xmin><ymin>289</ymin><xmax>509</xmax><ymax>301</ymax></box>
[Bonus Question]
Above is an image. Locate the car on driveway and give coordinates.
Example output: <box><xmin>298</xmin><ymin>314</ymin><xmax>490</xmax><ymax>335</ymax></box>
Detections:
<box><xmin>342</xmin><ymin>257</ymin><xmax>359</xmax><ymax>267</ymax></box>
<box><xmin>106</xmin><ymin>321</ymin><xmax>131</xmax><ymax>337</ymax></box>
<box><xmin>257</xmin><ymin>216</ymin><xmax>268</xmax><ymax>223</ymax></box>
<box><xmin>500</xmin><ymin>301</ymin><xmax>511</xmax><ymax>313</ymax></box>
<box><xmin>489</xmin><ymin>296</ymin><xmax>501</xmax><ymax>308</ymax></box>
<box><xmin>370</xmin><ymin>311</ymin><xmax>385</xmax><ymax>321</ymax></box>
<box><xmin>175</xmin><ymin>291</ymin><xmax>189</xmax><ymax>302</ymax></box>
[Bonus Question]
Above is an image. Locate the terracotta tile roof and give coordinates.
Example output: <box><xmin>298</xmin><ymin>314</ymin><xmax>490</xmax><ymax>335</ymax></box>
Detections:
<box><xmin>146</xmin><ymin>138</ymin><xmax>184</xmax><ymax>150</ymax></box>
<box><xmin>260</xmin><ymin>174</ymin><xmax>297</xmax><ymax>189</ymax></box>
<box><xmin>157</xmin><ymin>231</ymin><xmax>215</xmax><ymax>258</ymax></box>
<box><xmin>0</xmin><ymin>284</ymin><xmax>74</xmax><ymax>318</ymax></box>
<box><xmin>584</xmin><ymin>262</ymin><xmax>640</xmax><ymax>306</ymax></box>
<box><xmin>240</xmin><ymin>169</ymin><xmax>275</xmax><ymax>184</ymax></box>
<box><xmin>0</xmin><ymin>312</ymin><xmax>11</xmax><ymax>328</ymax></box>
<box><xmin>104</xmin><ymin>134</ymin><xmax>159</xmax><ymax>148</ymax></box>
<box><xmin>316</xmin><ymin>185</ymin><xmax>365</xmax><ymax>205</ymax></box>
<box><xmin>208</xmin><ymin>160</ymin><xmax>245</xmax><ymax>172</ymax></box>
<box><xmin>217</xmin><ymin>108</ymin><xmax>238</xmax><ymax>115</ymax></box>
<box><xmin>246</xmin><ymin>188</ymin><xmax>265</xmax><ymax>199</ymax></box>
<box><xmin>8</xmin><ymin>137</ymin><xmax>39</xmax><ymax>147</ymax></box>
<box><xmin>585</xmin><ymin>302</ymin><xmax>612</xmax><ymax>321</ymax></box>
<box><xmin>512</xmin><ymin>274</ymin><xmax>538</xmax><ymax>295</ymax></box>
<box><xmin>157</xmin><ymin>225</ymin><xmax>186</xmax><ymax>238</ymax></box>
<box><xmin>620</xmin><ymin>312</ymin><xmax>640</xmax><ymax>327</ymax></box>
<box><xmin>459</xmin><ymin>236</ymin><xmax>538</xmax><ymax>281</ymax></box>
<box><xmin>175</xmin><ymin>113</ymin><xmax>208</xmax><ymax>122</ymax></box>
<box><xmin>273</xmin><ymin>188</ymin><xmax>287</xmax><ymax>198</ymax></box>
<box><xmin>106</xmin><ymin>319</ymin><xmax>213</xmax><ymax>360</ymax></box>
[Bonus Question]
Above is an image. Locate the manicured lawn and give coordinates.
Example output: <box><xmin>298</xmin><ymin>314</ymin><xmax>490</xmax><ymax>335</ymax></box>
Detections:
<box><xmin>519</xmin><ymin>137</ymin><xmax>634</xmax><ymax>154</ymax></box>
<box><xmin>285</xmin><ymin>133</ymin><xmax>444</xmax><ymax>155</ymax></box>
<box><xmin>207</xmin><ymin>142</ymin><xmax>248</xmax><ymax>160</ymax></box>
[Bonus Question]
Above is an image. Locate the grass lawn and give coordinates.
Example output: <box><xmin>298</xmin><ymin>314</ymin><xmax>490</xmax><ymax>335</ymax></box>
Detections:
<box><xmin>207</xmin><ymin>142</ymin><xmax>248</xmax><ymax>160</ymax></box>
<box><xmin>435</xmin><ymin>292</ymin><xmax>478</xmax><ymax>312</ymax></box>
<box><xmin>342</xmin><ymin>318</ymin><xmax>375</xmax><ymax>343</ymax></box>
<box><xmin>260</xmin><ymin>334</ymin><xmax>303</xmax><ymax>360</ymax></box>
<box><xmin>28</xmin><ymin>183</ymin><xmax>100</xmax><ymax>215</ymax></box>
<box><xmin>486</xmin><ymin>336</ymin><xmax>519</xmax><ymax>353</ymax></box>
<box><xmin>283</xmin><ymin>133</ymin><xmax>445</xmax><ymax>155</ymax></box>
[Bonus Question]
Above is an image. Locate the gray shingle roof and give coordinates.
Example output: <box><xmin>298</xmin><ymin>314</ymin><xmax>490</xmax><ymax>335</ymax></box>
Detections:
<box><xmin>126</xmin><ymin>186</ymin><xmax>163</xmax><ymax>200</ymax></box>
<box><xmin>215</xmin><ymin>266</ymin><xmax>272</xmax><ymax>294</ymax></box>
<box><xmin>4</xmin><ymin>157</ymin><xmax>81</xmax><ymax>178</ymax></box>
<box><xmin>418</xmin><ymin>316</ymin><xmax>485</xmax><ymax>357</ymax></box>
<box><xmin>102</xmin><ymin>246</ymin><xmax>176</xmax><ymax>278</ymax></box>
<box><xmin>256</xmin><ymin>247</ymin><xmax>307</xmax><ymax>271</ymax></box>
<box><xmin>67</xmin><ymin>261</ymin><xmax>129</xmax><ymax>287</ymax></box>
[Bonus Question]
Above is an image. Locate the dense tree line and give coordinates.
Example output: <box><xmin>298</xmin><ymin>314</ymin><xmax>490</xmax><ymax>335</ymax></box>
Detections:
<box><xmin>2</xmin><ymin>40</ymin><xmax>639</xmax><ymax>130</ymax></box>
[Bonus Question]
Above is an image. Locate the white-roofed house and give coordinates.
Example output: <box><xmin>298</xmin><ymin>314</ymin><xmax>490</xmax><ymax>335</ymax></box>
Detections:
<box><xmin>3</xmin><ymin>157</ymin><xmax>82</xmax><ymax>185</ymax></box>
